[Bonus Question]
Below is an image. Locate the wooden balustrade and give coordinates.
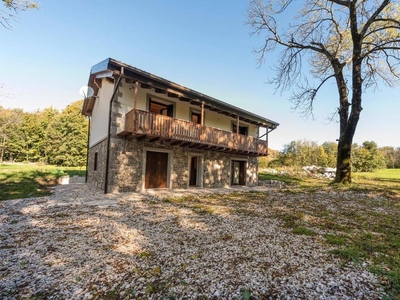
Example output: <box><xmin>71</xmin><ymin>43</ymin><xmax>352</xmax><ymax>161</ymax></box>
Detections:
<box><xmin>121</xmin><ymin>109</ymin><xmax>268</xmax><ymax>155</ymax></box>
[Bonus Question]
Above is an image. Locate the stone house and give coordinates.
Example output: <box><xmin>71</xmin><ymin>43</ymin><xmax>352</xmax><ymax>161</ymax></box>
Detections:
<box><xmin>81</xmin><ymin>58</ymin><xmax>279</xmax><ymax>193</ymax></box>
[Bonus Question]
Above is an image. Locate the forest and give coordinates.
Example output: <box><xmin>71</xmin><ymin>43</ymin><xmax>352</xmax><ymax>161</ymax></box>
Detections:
<box><xmin>1</xmin><ymin>99</ymin><xmax>399</xmax><ymax>171</ymax></box>
<box><xmin>0</xmin><ymin>100</ymin><xmax>88</xmax><ymax>167</ymax></box>
<box><xmin>261</xmin><ymin>140</ymin><xmax>400</xmax><ymax>172</ymax></box>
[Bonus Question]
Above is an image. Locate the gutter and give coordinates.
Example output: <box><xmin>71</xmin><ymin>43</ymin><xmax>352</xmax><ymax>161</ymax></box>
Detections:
<box><xmin>85</xmin><ymin>116</ymin><xmax>91</xmax><ymax>183</ymax></box>
<box><xmin>104</xmin><ymin>68</ymin><xmax>124</xmax><ymax>194</ymax></box>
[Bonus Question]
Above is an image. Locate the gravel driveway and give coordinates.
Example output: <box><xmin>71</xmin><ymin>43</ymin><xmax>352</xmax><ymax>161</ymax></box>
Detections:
<box><xmin>0</xmin><ymin>184</ymin><xmax>384</xmax><ymax>299</ymax></box>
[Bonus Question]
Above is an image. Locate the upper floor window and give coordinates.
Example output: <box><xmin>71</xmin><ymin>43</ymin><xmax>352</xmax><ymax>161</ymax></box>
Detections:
<box><xmin>191</xmin><ymin>111</ymin><xmax>201</xmax><ymax>124</ymax></box>
<box><xmin>232</xmin><ymin>123</ymin><xmax>248</xmax><ymax>136</ymax></box>
<box><xmin>149</xmin><ymin>99</ymin><xmax>173</xmax><ymax>117</ymax></box>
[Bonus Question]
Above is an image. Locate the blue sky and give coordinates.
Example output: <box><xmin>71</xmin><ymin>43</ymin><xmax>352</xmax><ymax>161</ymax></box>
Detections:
<box><xmin>1</xmin><ymin>0</ymin><xmax>399</xmax><ymax>150</ymax></box>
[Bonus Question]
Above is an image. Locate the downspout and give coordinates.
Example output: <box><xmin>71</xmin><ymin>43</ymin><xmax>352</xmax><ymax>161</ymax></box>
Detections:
<box><xmin>85</xmin><ymin>116</ymin><xmax>91</xmax><ymax>183</ymax></box>
<box><xmin>104</xmin><ymin>68</ymin><xmax>124</xmax><ymax>194</ymax></box>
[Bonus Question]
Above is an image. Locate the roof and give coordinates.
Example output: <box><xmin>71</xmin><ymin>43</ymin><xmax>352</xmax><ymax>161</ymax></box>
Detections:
<box><xmin>82</xmin><ymin>58</ymin><xmax>279</xmax><ymax>129</ymax></box>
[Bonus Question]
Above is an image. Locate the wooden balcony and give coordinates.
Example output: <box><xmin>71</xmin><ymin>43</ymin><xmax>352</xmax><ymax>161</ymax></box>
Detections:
<box><xmin>118</xmin><ymin>109</ymin><xmax>269</xmax><ymax>156</ymax></box>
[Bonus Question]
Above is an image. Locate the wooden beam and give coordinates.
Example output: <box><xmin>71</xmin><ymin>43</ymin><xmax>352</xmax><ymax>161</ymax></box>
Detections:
<box><xmin>167</xmin><ymin>92</ymin><xmax>179</xmax><ymax>98</ymax></box>
<box><xmin>125</xmin><ymin>78</ymin><xmax>134</xmax><ymax>84</ymax></box>
<box><xmin>188</xmin><ymin>143</ymin><xmax>203</xmax><ymax>149</ymax></box>
<box><xmin>190</xmin><ymin>101</ymin><xmax>202</xmax><ymax>107</ymax></box>
<box><xmin>155</xmin><ymin>88</ymin><xmax>166</xmax><ymax>94</ymax></box>
<box><xmin>170</xmin><ymin>140</ymin><xmax>182</xmax><ymax>146</ymax></box>
<box><xmin>141</xmin><ymin>83</ymin><xmax>151</xmax><ymax>89</ymax></box>
<box><xmin>94</xmin><ymin>78</ymin><xmax>102</xmax><ymax>88</ymax></box>
<box><xmin>105</xmin><ymin>77</ymin><xmax>114</xmax><ymax>84</ymax></box>
<box><xmin>181</xmin><ymin>142</ymin><xmax>193</xmax><ymax>147</ymax></box>
<box><xmin>179</xmin><ymin>96</ymin><xmax>191</xmax><ymax>102</ymax></box>
<box><xmin>236</xmin><ymin>116</ymin><xmax>239</xmax><ymax>134</ymax></box>
<box><xmin>136</xmin><ymin>134</ymin><xmax>147</xmax><ymax>142</ymax></box>
<box><xmin>117</xmin><ymin>130</ymin><xmax>132</xmax><ymax>137</ymax></box>
<box><xmin>207</xmin><ymin>146</ymin><xmax>218</xmax><ymax>150</ymax></box>
<box><xmin>125</xmin><ymin>133</ymin><xmax>134</xmax><ymax>140</ymax></box>
<box><xmin>149</xmin><ymin>137</ymin><xmax>160</xmax><ymax>143</ymax></box>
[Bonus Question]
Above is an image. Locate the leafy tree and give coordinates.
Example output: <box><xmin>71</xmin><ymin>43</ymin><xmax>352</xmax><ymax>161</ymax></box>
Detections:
<box><xmin>379</xmin><ymin>146</ymin><xmax>400</xmax><ymax>169</ymax></box>
<box><xmin>0</xmin><ymin>106</ymin><xmax>22</xmax><ymax>162</ymax></box>
<box><xmin>352</xmin><ymin>141</ymin><xmax>386</xmax><ymax>172</ymax></box>
<box><xmin>0</xmin><ymin>101</ymin><xmax>87</xmax><ymax>166</ymax></box>
<box><xmin>321</xmin><ymin>142</ymin><xmax>338</xmax><ymax>168</ymax></box>
<box><xmin>272</xmin><ymin>140</ymin><xmax>337</xmax><ymax>168</ymax></box>
<box><xmin>1</xmin><ymin>0</ymin><xmax>37</xmax><ymax>29</ymax></box>
<box><xmin>259</xmin><ymin>148</ymin><xmax>279</xmax><ymax>168</ymax></box>
<box><xmin>16</xmin><ymin>111</ymin><xmax>46</xmax><ymax>162</ymax></box>
<box><xmin>247</xmin><ymin>0</ymin><xmax>400</xmax><ymax>183</ymax></box>
<box><xmin>47</xmin><ymin>100</ymin><xmax>88</xmax><ymax>166</ymax></box>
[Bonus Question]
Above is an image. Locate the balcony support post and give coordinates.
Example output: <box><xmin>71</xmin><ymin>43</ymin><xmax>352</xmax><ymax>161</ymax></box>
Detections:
<box><xmin>133</xmin><ymin>81</ymin><xmax>139</xmax><ymax>132</ymax></box>
<box><xmin>201</xmin><ymin>102</ymin><xmax>204</xmax><ymax>125</ymax></box>
<box><xmin>133</xmin><ymin>80</ymin><xmax>139</xmax><ymax>110</ymax></box>
<box><xmin>236</xmin><ymin>116</ymin><xmax>239</xmax><ymax>134</ymax></box>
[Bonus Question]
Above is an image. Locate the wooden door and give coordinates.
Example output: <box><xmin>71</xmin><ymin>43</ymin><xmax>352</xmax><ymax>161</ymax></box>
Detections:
<box><xmin>145</xmin><ymin>151</ymin><xmax>168</xmax><ymax>188</ymax></box>
<box><xmin>189</xmin><ymin>156</ymin><xmax>198</xmax><ymax>186</ymax></box>
<box><xmin>231</xmin><ymin>160</ymin><xmax>246</xmax><ymax>185</ymax></box>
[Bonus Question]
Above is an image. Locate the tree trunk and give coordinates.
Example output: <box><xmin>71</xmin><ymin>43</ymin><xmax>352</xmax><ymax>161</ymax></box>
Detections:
<box><xmin>335</xmin><ymin>125</ymin><xmax>356</xmax><ymax>183</ymax></box>
<box><xmin>334</xmin><ymin>55</ymin><xmax>363</xmax><ymax>183</ymax></box>
<box><xmin>332</xmin><ymin>60</ymin><xmax>354</xmax><ymax>184</ymax></box>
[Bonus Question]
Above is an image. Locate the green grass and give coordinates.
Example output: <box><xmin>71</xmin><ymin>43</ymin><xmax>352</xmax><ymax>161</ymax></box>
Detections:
<box><xmin>260</xmin><ymin>168</ymin><xmax>400</xmax><ymax>196</ymax></box>
<box><xmin>0</xmin><ymin>163</ymin><xmax>86</xmax><ymax>201</ymax></box>
<box><xmin>354</xmin><ymin>169</ymin><xmax>400</xmax><ymax>180</ymax></box>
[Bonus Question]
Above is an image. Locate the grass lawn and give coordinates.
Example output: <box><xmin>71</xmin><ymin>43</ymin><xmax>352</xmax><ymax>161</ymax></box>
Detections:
<box><xmin>0</xmin><ymin>163</ymin><xmax>86</xmax><ymax>201</ymax></box>
<box><xmin>354</xmin><ymin>168</ymin><xmax>400</xmax><ymax>179</ymax></box>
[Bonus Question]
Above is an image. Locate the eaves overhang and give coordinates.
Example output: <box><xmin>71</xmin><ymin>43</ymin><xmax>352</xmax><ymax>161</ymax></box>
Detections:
<box><xmin>82</xmin><ymin>58</ymin><xmax>279</xmax><ymax>129</ymax></box>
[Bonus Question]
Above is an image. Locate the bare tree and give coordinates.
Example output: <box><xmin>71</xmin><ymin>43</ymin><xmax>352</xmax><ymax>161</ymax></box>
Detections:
<box><xmin>247</xmin><ymin>0</ymin><xmax>400</xmax><ymax>183</ymax></box>
<box><xmin>1</xmin><ymin>0</ymin><xmax>37</xmax><ymax>29</ymax></box>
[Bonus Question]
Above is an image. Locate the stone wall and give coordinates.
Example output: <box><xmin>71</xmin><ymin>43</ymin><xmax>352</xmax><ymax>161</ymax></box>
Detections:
<box><xmin>247</xmin><ymin>156</ymin><xmax>259</xmax><ymax>186</ymax></box>
<box><xmin>103</xmin><ymin>137</ymin><xmax>258</xmax><ymax>192</ymax></box>
<box><xmin>87</xmin><ymin>138</ymin><xmax>108</xmax><ymax>190</ymax></box>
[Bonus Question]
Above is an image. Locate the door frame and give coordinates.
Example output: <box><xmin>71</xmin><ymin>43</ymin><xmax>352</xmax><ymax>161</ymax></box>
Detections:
<box><xmin>142</xmin><ymin>148</ymin><xmax>173</xmax><ymax>190</ymax></box>
<box><xmin>188</xmin><ymin>153</ymin><xmax>204</xmax><ymax>188</ymax></box>
<box><xmin>230</xmin><ymin>158</ymin><xmax>248</xmax><ymax>186</ymax></box>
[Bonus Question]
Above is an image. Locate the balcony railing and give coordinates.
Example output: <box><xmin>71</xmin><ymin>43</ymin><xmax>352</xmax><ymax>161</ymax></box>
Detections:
<box><xmin>119</xmin><ymin>109</ymin><xmax>268</xmax><ymax>155</ymax></box>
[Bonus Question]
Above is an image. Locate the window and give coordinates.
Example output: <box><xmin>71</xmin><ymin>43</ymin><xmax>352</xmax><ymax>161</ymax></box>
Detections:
<box><xmin>232</xmin><ymin>124</ymin><xmax>248</xmax><ymax>136</ymax></box>
<box><xmin>191</xmin><ymin>111</ymin><xmax>201</xmax><ymax>124</ymax></box>
<box><xmin>149</xmin><ymin>99</ymin><xmax>173</xmax><ymax>117</ymax></box>
<box><xmin>94</xmin><ymin>152</ymin><xmax>98</xmax><ymax>171</ymax></box>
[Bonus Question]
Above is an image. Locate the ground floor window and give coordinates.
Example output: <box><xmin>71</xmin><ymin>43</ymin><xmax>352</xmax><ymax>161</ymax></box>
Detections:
<box><xmin>94</xmin><ymin>152</ymin><xmax>98</xmax><ymax>171</ymax></box>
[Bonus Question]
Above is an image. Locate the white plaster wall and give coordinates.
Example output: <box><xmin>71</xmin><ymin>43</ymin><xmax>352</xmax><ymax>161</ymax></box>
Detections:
<box><xmin>118</xmin><ymin>81</ymin><xmax>147</xmax><ymax>111</ymax></box>
<box><xmin>204</xmin><ymin>110</ymin><xmax>231</xmax><ymax>131</ymax></box>
<box><xmin>90</xmin><ymin>79</ymin><xmax>114</xmax><ymax>147</ymax></box>
<box><xmin>248</xmin><ymin>124</ymin><xmax>258</xmax><ymax>137</ymax></box>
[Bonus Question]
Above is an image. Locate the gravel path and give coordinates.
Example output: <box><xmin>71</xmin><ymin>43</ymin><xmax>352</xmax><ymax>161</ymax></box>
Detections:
<box><xmin>0</xmin><ymin>184</ymin><xmax>385</xmax><ymax>299</ymax></box>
